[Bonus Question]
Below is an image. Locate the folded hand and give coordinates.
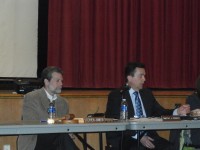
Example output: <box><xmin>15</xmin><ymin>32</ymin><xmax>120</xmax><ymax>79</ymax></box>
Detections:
<box><xmin>177</xmin><ymin>104</ymin><xmax>190</xmax><ymax>115</ymax></box>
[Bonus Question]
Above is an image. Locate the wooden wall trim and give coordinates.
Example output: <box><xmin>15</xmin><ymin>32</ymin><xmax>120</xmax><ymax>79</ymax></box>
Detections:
<box><xmin>63</xmin><ymin>90</ymin><xmax>194</xmax><ymax>99</ymax></box>
<box><xmin>60</xmin><ymin>90</ymin><xmax>110</xmax><ymax>98</ymax></box>
<box><xmin>153</xmin><ymin>90</ymin><xmax>193</xmax><ymax>96</ymax></box>
<box><xmin>0</xmin><ymin>90</ymin><xmax>193</xmax><ymax>98</ymax></box>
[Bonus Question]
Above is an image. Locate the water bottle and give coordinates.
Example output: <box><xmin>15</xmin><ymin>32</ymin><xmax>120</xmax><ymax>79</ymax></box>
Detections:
<box><xmin>120</xmin><ymin>99</ymin><xmax>128</xmax><ymax>120</ymax></box>
<box><xmin>48</xmin><ymin>102</ymin><xmax>56</xmax><ymax>119</ymax></box>
<box><xmin>47</xmin><ymin>102</ymin><xmax>56</xmax><ymax>124</ymax></box>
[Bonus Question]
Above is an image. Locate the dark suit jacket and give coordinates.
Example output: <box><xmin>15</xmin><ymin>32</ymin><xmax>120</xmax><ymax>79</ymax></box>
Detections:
<box><xmin>169</xmin><ymin>93</ymin><xmax>200</xmax><ymax>149</ymax></box>
<box><xmin>186</xmin><ymin>93</ymin><xmax>200</xmax><ymax>146</ymax></box>
<box><xmin>105</xmin><ymin>88</ymin><xmax>174</xmax><ymax>150</ymax></box>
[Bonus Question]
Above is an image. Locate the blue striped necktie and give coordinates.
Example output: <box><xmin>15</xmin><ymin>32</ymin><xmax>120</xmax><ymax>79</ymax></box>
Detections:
<box><xmin>133</xmin><ymin>91</ymin><xmax>143</xmax><ymax>117</ymax></box>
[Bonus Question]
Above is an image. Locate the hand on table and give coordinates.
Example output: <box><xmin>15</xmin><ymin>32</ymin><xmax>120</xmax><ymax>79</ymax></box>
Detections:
<box><xmin>177</xmin><ymin>104</ymin><xmax>190</xmax><ymax>115</ymax></box>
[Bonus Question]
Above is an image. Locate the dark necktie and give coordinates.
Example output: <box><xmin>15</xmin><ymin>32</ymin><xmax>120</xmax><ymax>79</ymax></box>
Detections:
<box><xmin>133</xmin><ymin>91</ymin><xmax>143</xmax><ymax>117</ymax></box>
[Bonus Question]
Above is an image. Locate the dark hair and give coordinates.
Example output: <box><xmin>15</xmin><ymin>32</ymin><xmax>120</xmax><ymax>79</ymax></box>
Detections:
<box><xmin>41</xmin><ymin>66</ymin><xmax>63</xmax><ymax>82</ymax></box>
<box><xmin>196</xmin><ymin>75</ymin><xmax>200</xmax><ymax>97</ymax></box>
<box><xmin>125</xmin><ymin>62</ymin><xmax>145</xmax><ymax>80</ymax></box>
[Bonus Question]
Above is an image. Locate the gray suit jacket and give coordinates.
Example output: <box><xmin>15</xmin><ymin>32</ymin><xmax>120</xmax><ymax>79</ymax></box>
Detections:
<box><xmin>17</xmin><ymin>88</ymin><xmax>69</xmax><ymax>150</ymax></box>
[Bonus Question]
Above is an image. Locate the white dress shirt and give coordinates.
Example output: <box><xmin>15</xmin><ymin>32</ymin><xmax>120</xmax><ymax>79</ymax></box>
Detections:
<box><xmin>44</xmin><ymin>88</ymin><xmax>57</xmax><ymax>102</ymax></box>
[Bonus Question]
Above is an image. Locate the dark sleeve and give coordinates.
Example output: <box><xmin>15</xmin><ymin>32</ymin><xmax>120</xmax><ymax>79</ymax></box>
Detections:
<box><xmin>105</xmin><ymin>90</ymin><xmax>122</xmax><ymax>119</ymax></box>
<box><xmin>152</xmin><ymin>99</ymin><xmax>174</xmax><ymax>117</ymax></box>
<box><xmin>141</xmin><ymin>89</ymin><xmax>174</xmax><ymax>117</ymax></box>
<box><xmin>186</xmin><ymin>93</ymin><xmax>200</xmax><ymax>110</ymax></box>
<box><xmin>186</xmin><ymin>95</ymin><xmax>193</xmax><ymax>108</ymax></box>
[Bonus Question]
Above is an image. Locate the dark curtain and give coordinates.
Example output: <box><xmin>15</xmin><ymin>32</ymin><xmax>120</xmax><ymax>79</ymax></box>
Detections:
<box><xmin>48</xmin><ymin>0</ymin><xmax>200</xmax><ymax>89</ymax></box>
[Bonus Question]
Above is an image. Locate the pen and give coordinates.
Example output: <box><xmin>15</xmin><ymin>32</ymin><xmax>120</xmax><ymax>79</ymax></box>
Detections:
<box><xmin>40</xmin><ymin>120</ymin><xmax>47</xmax><ymax>123</ymax></box>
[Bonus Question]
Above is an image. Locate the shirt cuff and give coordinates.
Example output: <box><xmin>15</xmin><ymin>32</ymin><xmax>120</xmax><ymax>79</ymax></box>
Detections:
<box><xmin>173</xmin><ymin>109</ymin><xmax>178</xmax><ymax>115</ymax></box>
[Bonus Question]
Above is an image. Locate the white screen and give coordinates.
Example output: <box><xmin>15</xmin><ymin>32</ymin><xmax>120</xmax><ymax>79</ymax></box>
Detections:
<box><xmin>0</xmin><ymin>0</ymin><xmax>38</xmax><ymax>77</ymax></box>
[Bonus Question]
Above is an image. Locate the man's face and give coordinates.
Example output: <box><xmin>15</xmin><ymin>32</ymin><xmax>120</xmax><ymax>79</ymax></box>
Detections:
<box><xmin>127</xmin><ymin>67</ymin><xmax>146</xmax><ymax>91</ymax></box>
<box><xmin>44</xmin><ymin>72</ymin><xmax>63</xmax><ymax>95</ymax></box>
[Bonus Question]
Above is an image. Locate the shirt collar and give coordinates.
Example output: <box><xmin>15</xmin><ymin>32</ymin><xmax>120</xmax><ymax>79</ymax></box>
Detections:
<box><xmin>129</xmin><ymin>88</ymin><xmax>138</xmax><ymax>95</ymax></box>
<box><xmin>43</xmin><ymin>88</ymin><xmax>57</xmax><ymax>102</ymax></box>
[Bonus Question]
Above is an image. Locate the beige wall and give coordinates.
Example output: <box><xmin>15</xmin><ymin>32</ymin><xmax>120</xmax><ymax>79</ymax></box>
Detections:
<box><xmin>0</xmin><ymin>90</ymin><xmax>193</xmax><ymax>150</ymax></box>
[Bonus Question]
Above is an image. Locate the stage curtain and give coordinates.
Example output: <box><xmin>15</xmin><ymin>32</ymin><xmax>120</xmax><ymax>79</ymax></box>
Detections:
<box><xmin>48</xmin><ymin>0</ymin><xmax>200</xmax><ymax>89</ymax></box>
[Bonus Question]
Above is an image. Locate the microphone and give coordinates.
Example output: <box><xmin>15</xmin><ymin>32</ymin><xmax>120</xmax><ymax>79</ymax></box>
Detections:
<box><xmin>120</xmin><ymin>83</ymin><xmax>130</xmax><ymax>99</ymax></box>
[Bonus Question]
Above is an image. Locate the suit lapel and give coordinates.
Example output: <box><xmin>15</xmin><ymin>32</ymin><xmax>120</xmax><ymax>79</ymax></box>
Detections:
<box><xmin>139</xmin><ymin>90</ymin><xmax>150</xmax><ymax>117</ymax></box>
<box><xmin>123</xmin><ymin>90</ymin><xmax>135</xmax><ymax>118</ymax></box>
<box><xmin>39</xmin><ymin>88</ymin><xmax>50</xmax><ymax>112</ymax></box>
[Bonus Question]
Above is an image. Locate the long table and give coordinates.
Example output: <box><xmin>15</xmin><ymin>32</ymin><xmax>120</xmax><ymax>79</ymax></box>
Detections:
<box><xmin>0</xmin><ymin>120</ymin><xmax>128</xmax><ymax>150</ymax></box>
<box><xmin>1</xmin><ymin>118</ymin><xmax>200</xmax><ymax>150</ymax></box>
<box><xmin>128</xmin><ymin>118</ymin><xmax>200</xmax><ymax>130</ymax></box>
<box><xmin>0</xmin><ymin>120</ymin><xmax>127</xmax><ymax>135</ymax></box>
<box><xmin>1</xmin><ymin>118</ymin><xmax>199</xmax><ymax>135</ymax></box>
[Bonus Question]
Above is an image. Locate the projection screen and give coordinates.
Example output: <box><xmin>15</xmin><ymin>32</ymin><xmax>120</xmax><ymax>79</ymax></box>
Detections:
<box><xmin>0</xmin><ymin>0</ymin><xmax>38</xmax><ymax>78</ymax></box>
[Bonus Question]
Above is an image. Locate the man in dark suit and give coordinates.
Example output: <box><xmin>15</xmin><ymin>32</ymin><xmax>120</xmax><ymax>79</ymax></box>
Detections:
<box><xmin>105</xmin><ymin>62</ymin><xmax>190</xmax><ymax>150</ymax></box>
